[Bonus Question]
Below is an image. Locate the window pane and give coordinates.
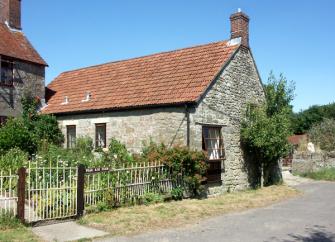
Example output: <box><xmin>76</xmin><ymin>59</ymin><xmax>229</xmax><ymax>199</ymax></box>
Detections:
<box><xmin>202</xmin><ymin>126</ymin><xmax>225</xmax><ymax>160</ymax></box>
<box><xmin>1</xmin><ymin>61</ymin><xmax>13</xmax><ymax>86</ymax></box>
<box><xmin>95</xmin><ymin>124</ymin><xmax>106</xmax><ymax>148</ymax></box>
<box><xmin>67</xmin><ymin>126</ymin><xmax>76</xmax><ymax>149</ymax></box>
<box><xmin>208</xmin><ymin>128</ymin><xmax>221</xmax><ymax>159</ymax></box>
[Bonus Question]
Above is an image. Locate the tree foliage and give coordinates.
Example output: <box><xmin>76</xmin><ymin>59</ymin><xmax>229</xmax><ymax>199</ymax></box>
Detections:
<box><xmin>292</xmin><ymin>102</ymin><xmax>335</xmax><ymax>134</ymax></box>
<box><xmin>309</xmin><ymin>118</ymin><xmax>335</xmax><ymax>152</ymax></box>
<box><xmin>241</xmin><ymin>72</ymin><xmax>294</xmax><ymax>185</ymax></box>
<box><xmin>0</xmin><ymin>93</ymin><xmax>64</xmax><ymax>155</ymax></box>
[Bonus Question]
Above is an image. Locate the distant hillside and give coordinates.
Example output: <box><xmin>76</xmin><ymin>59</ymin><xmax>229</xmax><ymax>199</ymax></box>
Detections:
<box><xmin>292</xmin><ymin>102</ymin><xmax>335</xmax><ymax>134</ymax></box>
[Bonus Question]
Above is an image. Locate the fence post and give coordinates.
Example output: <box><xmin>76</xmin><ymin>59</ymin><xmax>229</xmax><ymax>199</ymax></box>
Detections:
<box><xmin>17</xmin><ymin>167</ymin><xmax>26</xmax><ymax>223</ymax></box>
<box><xmin>77</xmin><ymin>164</ymin><xmax>85</xmax><ymax>218</ymax></box>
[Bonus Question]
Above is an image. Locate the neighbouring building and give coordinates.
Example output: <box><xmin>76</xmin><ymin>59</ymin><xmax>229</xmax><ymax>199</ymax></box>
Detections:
<box><xmin>43</xmin><ymin>10</ymin><xmax>265</xmax><ymax>192</ymax></box>
<box><xmin>0</xmin><ymin>0</ymin><xmax>47</xmax><ymax>124</ymax></box>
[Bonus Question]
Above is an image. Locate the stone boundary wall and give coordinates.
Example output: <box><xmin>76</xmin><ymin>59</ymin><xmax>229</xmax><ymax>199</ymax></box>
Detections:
<box><xmin>292</xmin><ymin>152</ymin><xmax>335</xmax><ymax>174</ymax></box>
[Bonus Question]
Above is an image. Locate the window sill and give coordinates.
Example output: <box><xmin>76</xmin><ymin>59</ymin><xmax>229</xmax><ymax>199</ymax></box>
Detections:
<box><xmin>207</xmin><ymin>158</ymin><xmax>225</xmax><ymax>162</ymax></box>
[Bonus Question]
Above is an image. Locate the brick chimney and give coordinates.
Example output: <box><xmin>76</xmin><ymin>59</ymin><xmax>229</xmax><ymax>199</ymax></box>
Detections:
<box><xmin>230</xmin><ymin>9</ymin><xmax>249</xmax><ymax>48</ymax></box>
<box><xmin>0</xmin><ymin>0</ymin><xmax>21</xmax><ymax>30</ymax></box>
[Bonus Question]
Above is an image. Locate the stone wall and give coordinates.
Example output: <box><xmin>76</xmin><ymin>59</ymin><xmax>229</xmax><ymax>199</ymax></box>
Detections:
<box><xmin>0</xmin><ymin>58</ymin><xmax>45</xmax><ymax>117</ymax></box>
<box><xmin>57</xmin><ymin>106</ymin><xmax>187</xmax><ymax>153</ymax></box>
<box><xmin>292</xmin><ymin>152</ymin><xmax>335</xmax><ymax>174</ymax></box>
<box><xmin>191</xmin><ymin>47</ymin><xmax>265</xmax><ymax>191</ymax></box>
<box><xmin>56</xmin><ymin>47</ymin><xmax>265</xmax><ymax>192</ymax></box>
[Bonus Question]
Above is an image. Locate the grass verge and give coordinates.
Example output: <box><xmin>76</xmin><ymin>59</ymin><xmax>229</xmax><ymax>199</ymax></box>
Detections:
<box><xmin>79</xmin><ymin>185</ymin><xmax>299</xmax><ymax>236</ymax></box>
<box><xmin>0</xmin><ymin>213</ymin><xmax>40</xmax><ymax>242</ymax></box>
<box><xmin>299</xmin><ymin>168</ymin><xmax>335</xmax><ymax>181</ymax></box>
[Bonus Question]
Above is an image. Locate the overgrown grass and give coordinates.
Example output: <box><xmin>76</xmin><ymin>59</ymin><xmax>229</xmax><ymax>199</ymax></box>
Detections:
<box><xmin>0</xmin><ymin>212</ymin><xmax>40</xmax><ymax>242</ymax></box>
<box><xmin>300</xmin><ymin>168</ymin><xmax>335</xmax><ymax>181</ymax></box>
<box><xmin>79</xmin><ymin>185</ymin><xmax>299</xmax><ymax>236</ymax></box>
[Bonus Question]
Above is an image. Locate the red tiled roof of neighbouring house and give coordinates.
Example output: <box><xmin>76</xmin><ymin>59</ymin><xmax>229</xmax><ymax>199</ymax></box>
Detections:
<box><xmin>0</xmin><ymin>23</ymin><xmax>47</xmax><ymax>66</ymax></box>
<box><xmin>288</xmin><ymin>134</ymin><xmax>308</xmax><ymax>145</ymax></box>
<box><xmin>43</xmin><ymin>40</ymin><xmax>240</xmax><ymax>114</ymax></box>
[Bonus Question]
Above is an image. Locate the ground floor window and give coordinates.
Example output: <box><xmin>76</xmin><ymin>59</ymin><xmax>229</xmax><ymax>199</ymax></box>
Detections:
<box><xmin>202</xmin><ymin>126</ymin><xmax>225</xmax><ymax>183</ymax></box>
<box><xmin>95</xmin><ymin>123</ymin><xmax>106</xmax><ymax>148</ymax></box>
<box><xmin>0</xmin><ymin>116</ymin><xmax>7</xmax><ymax>126</ymax></box>
<box><xmin>66</xmin><ymin>125</ymin><xmax>76</xmax><ymax>149</ymax></box>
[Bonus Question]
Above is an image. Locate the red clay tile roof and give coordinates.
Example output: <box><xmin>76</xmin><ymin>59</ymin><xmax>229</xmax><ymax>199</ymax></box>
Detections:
<box><xmin>43</xmin><ymin>40</ymin><xmax>239</xmax><ymax>114</ymax></box>
<box><xmin>0</xmin><ymin>23</ymin><xmax>47</xmax><ymax>66</ymax></box>
<box><xmin>288</xmin><ymin>134</ymin><xmax>308</xmax><ymax>145</ymax></box>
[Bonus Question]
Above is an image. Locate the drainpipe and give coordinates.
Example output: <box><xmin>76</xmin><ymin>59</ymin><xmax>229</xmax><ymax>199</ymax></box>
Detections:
<box><xmin>185</xmin><ymin>104</ymin><xmax>190</xmax><ymax>148</ymax></box>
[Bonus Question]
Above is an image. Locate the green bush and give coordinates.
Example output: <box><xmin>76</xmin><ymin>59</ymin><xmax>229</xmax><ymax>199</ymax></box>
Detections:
<box><xmin>74</xmin><ymin>136</ymin><xmax>94</xmax><ymax>155</ymax></box>
<box><xmin>171</xmin><ymin>186</ymin><xmax>183</xmax><ymax>200</ymax></box>
<box><xmin>0</xmin><ymin>148</ymin><xmax>28</xmax><ymax>171</ymax></box>
<box><xmin>0</xmin><ymin>118</ymin><xmax>36</xmax><ymax>155</ymax></box>
<box><xmin>32</xmin><ymin>114</ymin><xmax>64</xmax><ymax>146</ymax></box>
<box><xmin>101</xmin><ymin>138</ymin><xmax>134</xmax><ymax>166</ymax></box>
<box><xmin>141</xmin><ymin>192</ymin><xmax>164</xmax><ymax>205</ymax></box>
<box><xmin>309</xmin><ymin>118</ymin><xmax>335</xmax><ymax>152</ymax></box>
<box><xmin>140</xmin><ymin>143</ymin><xmax>208</xmax><ymax>198</ymax></box>
<box><xmin>96</xmin><ymin>201</ymin><xmax>110</xmax><ymax>212</ymax></box>
<box><xmin>0</xmin><ymin>95</ymin><xmax>64</xmax><ymax>155</ymax></box>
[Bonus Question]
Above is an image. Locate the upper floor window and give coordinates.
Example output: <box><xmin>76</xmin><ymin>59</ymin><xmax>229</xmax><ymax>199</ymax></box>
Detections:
<box><xmin>95</xmin><ymin>123</ymin><xmax>106</xmax><ymax>148</ymax></box>
<box><xmin>66</xmin><ymin>125</ymin><xmax>76</xmax><ymax>149</ymax></box>
<box><xmin>0</xmin><ymin>58</ymin><xmax>14</xmax><ymax>86</ymax></box>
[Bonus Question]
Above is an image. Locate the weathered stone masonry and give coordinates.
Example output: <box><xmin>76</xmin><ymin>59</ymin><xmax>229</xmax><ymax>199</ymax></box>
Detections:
<box><xmin>57</xmin><ymin>47</ymin><xmax>265</xmax><ymax>191</ymax></box>
<box><xmin>191</xmin><ymin>47</ymin><xmax>265</xmax><ymax>191</ymax></box>
<box><xmin>0</xmin><ymin>59</ymin><xmax>45</xmax><ymax>117</ymax></box>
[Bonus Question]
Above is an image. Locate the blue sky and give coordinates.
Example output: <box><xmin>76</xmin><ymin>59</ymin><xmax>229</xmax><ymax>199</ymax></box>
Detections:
<box><xmin>23</xmin><ymin>0</ymin><xmax>335</xmax><ymax>112</ymax></box>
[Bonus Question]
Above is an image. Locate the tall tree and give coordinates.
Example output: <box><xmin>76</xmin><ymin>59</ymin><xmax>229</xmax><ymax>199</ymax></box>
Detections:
<box><xmin>241</xmin><ymin>72</ymin><xmax>294</xmax><ymax>186</ymax></box>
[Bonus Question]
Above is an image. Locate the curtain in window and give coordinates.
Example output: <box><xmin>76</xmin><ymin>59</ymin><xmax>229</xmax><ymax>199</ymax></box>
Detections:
<box><xmin>203</xmin><ymin>127</ymin><xmax>224</xmax><ymax>160</ymax></box>
<box><xmin>95</xmin><ymin>124</ymin><xmax>106</xmax><ymax>148</ymax></box>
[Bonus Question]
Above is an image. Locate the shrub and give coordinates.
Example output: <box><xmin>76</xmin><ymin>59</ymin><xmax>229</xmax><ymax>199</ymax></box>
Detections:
<box><xmin>140</xmin><ymin>143</ymin><xmax>207</xmax><ymax>198</ymax></box>
<box><xmin>96</xmin><ymin>201</ymin><xmax>110</xmax><ymax>212</ymax></box>
<box><xmin>309</xmin><ymin>118</ymin><xmax>335</xmax><ymax>152</ymax></box>
<box><xmin>0</xmin><ymin>118</ymin><xmax>36</xmax><ymax>155</ymax></box>
<box><xmin>171</xmin><ymin>186</ymin><xmax>183</xmax><ymax>200</ymax></box>
<box><xmin>141</xmin><ymin>192</ymin><xmax>164</xmax><ymax>205</ymax></box>
<box><xmin>74</xmin><ymin>136</ymin><xmax>94</xmax><ymax>155</ymax></box>
<box><xmin>36</xmin><ymin>141</ymin><xmax>98</xmax><ymax>168</ymax></box>
<box><xmin>0</xmin><ymin>148</ymin><xmax>28</xmax><ymax>171</ymax></box>
<box><xmin>32</xmin><ymin>114</ymin><xmax>64</xmax><ymax>146</ymax></box>
<box><xmin>101</xmin><ymin>138</ymin><xmax>134</xmax><ymax>166</ymax></box>
<box><xmin>0</xmin><ymin>95</ymin><xmax>64</xmax><ymax>155</ymax></box>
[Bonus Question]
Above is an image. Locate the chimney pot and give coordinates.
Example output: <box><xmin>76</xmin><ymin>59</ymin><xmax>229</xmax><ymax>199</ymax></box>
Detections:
<box><xmin>230</xmin><ymin>10</ymin><xmax>250</xmax><ymax>48</ymax></box>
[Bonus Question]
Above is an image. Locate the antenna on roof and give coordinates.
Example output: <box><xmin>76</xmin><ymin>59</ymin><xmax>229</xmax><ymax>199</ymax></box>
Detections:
<box><xmin>238</xmin><ymin>8</ymin><xmax>242</xmax><ymax>13</ymax></box>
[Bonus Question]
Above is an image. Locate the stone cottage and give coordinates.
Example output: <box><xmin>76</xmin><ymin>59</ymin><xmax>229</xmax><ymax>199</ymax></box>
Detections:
<box><xmin>0</xmin><ymin>0</ymin><xmax>47</xmax><ymax>124</ymax></box>
<box><xmin>43</xmin><ymin>11</ymin><xmax>265</xmax><ymax>191</ymax></box>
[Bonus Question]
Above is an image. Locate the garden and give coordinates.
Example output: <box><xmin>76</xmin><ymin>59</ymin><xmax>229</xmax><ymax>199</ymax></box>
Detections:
<box><xmin>0</xmin><ymin>94</ymin><xmax>210</xmax><ymax>225</ymax></box>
